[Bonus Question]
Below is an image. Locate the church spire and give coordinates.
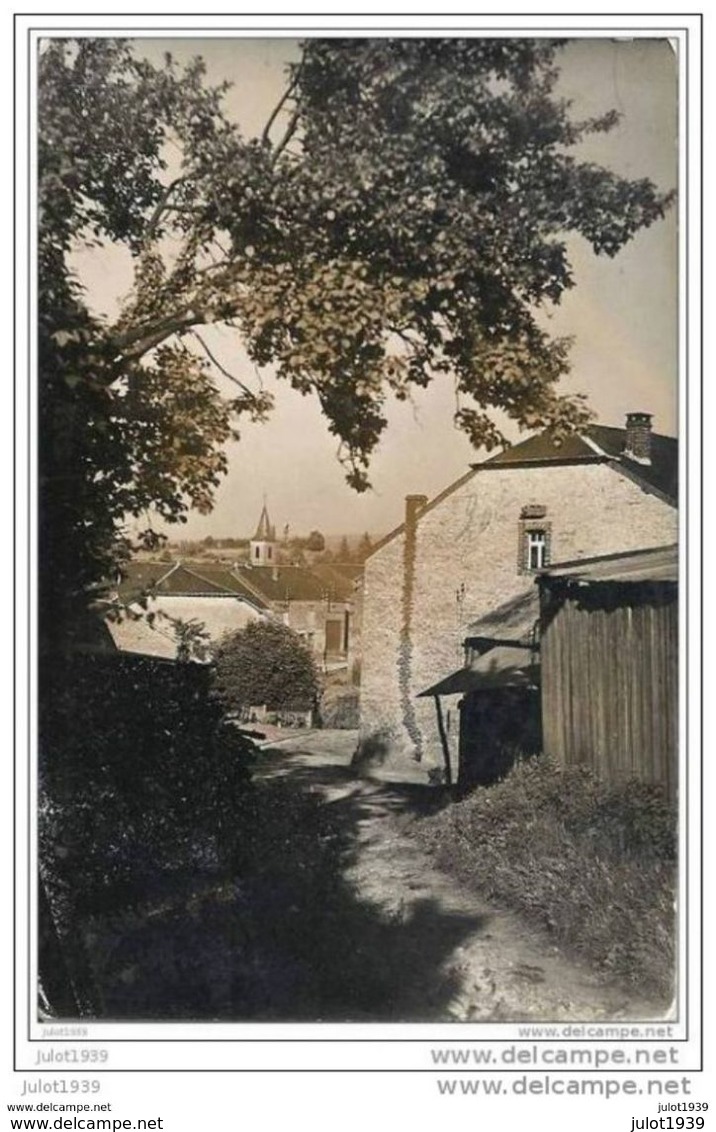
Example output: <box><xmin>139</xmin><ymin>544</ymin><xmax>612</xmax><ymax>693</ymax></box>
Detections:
<box><xmin>250</xmin><ymin>498</ymin><xmax>277</xmax><ymax>565</ymax></box>
<box><xmin>253</xmin><ymin>498</ymin><xmax>275</xmax><ymax>542</ymax></box>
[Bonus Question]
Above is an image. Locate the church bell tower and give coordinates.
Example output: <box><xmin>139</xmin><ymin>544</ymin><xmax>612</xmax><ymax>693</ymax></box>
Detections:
<box><xmin>250</xmin><ymin>500</ymin><xmax>277</xmax><ymax>565</ymax></box>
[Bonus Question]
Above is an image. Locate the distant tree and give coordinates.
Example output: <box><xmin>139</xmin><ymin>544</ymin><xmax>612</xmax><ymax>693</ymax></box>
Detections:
<box><xmin>305</xmin><ymin>530</ymin><xmax>326</xmax><ymax>552</ymax></box>
<box><xmin>356</xmin><ymin>532</ymin><xmax>373</xmax><ymax>561</ymax></box>
<box><xmin>336</xmin><ymin>536</ymin><xmax>352</xmax><ymax>563</ymax></box>
<box><xmin>213</xmin><ymin>621</ymin><xmax>320</xmax><ymax>713</ymax></box>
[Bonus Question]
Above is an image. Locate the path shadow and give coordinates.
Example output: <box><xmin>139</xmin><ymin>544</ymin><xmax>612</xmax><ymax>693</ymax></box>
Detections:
<box><xmin>83</xmin><ymin>748</ymin><xmax>485</xmax><ymax>1021</ymax></box>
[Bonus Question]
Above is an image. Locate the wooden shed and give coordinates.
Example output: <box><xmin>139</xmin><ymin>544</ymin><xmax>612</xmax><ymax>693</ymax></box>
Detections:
<box><xmin>538</xmin><ymin>545</ymin><xmax>678</xmax><ymax>795</ymax></box>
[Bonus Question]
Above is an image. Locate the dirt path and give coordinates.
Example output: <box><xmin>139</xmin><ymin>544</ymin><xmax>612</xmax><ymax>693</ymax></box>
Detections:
<box><xmin>82</xmin><ymin>730</ymin><xmax>669</xmax><ymax>1021</ymax></box>
<box><xmin>258</xmin><ymin>732</ymin><xmax>669</xmax><ymax>1023</ymax></box>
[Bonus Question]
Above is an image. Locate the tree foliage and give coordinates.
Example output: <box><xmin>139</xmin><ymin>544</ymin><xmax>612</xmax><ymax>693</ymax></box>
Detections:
<box><xmin>38</xmin><ymin>37</ymin><xmax>673</xmax><ymax>641</ymax></box>
<box><xmin>305</xmin><ymin>530</ymin><xmax>326</xmax><ymax>552</ymax></box>
<box><xmin>356</xmin><ymin>533</ymin><xmax>374</xmax><ymax>562</ymax></box>
<box><xmin>213</xmin><ymin>621</ymin><xmax>321</xmax><ymax>713</ymax></box>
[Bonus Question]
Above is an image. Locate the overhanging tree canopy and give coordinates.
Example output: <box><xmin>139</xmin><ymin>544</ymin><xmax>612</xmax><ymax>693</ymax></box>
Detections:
<box><xmin>38</xmin><ymin>37</ymin><xmax>674</xmax><ymax>635</ymax></box>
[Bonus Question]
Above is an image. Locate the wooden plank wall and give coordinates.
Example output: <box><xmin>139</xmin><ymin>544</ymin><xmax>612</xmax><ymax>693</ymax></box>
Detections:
<box><xmin>541</xmin><ymin>587</ymin><xmax>678</xmax><ymax>796</ymax></box>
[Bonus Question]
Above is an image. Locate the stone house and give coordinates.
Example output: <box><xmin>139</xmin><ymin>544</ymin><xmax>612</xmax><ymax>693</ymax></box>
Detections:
<box><xmin>357</xmin><ymin>413</ymin><xmax>678</xmax><ymax>781</ymax></box>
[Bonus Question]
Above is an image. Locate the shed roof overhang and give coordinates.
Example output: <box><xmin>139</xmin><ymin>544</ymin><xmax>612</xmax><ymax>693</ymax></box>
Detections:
<box><xmin>418</xmin><ymin>643</ymin><xmax>539</xmax><ymax>698</ymax></box>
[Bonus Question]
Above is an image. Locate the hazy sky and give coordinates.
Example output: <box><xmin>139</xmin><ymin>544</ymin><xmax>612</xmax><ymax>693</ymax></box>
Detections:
<box><xmin>73</xmin><ymin>37</ymin><xmax>678</xmax><ymax>540</ymax></box>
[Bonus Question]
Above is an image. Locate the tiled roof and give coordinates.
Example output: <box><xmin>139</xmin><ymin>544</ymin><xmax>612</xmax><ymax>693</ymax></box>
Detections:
<box><xmin>589</xmin><ymin>425</ymin><xmax>677</xmax><ymax>501</ymax></box>
<box><xmin>155</xmin><ymin>564</ymin><xmax>235</xmax><ymax>595</ymax></box>
<box><xmin>116</xmin><ymin>562</ymin><xmax>174</xmax><ymax>600</ymax></box>
<box><xmin>483</xmin><ymin>424</ymin><xmax>677</xmax><ymax>502</ymax></box>
<box><xmin>309</xmin><ymin>563</ymin><xmax>362</xmax><ymax>600</ymax></box>
<box><xmin>115</xmin><ymin>562</ymin><xmax>271</xmax><ymax>610</ymax></box>
<box><xmin>232</xmin><ymin>565</ymin><xmax>333</xmax><ymax>603</ymax></box>
<box><xmin>177</xmin><ymin>565</ymin><xmax>271</xmax><ymax>609</ymax></box>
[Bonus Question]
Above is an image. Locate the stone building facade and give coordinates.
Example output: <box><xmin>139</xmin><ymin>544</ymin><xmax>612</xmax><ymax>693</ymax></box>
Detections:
<box><xmin>357</xmin><ymin>415</ymin><xmax>678</xmax><ymax>780</ymax></box>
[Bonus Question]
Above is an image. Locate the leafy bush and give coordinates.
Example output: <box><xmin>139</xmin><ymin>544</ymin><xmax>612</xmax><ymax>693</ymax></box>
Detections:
<box><xmin>411</xmin><ymin>756</ymin><xmax>677</xmax><ymax>997</ymax></box>
<box><xmin>213</xmin><ymin>620</ymin><xmax>321</xmax><ymax>714</ymax></box>
<box><xmin>40</xmin><ymin>654</ymin><xmax>257</xmax><ymax>916</ymax></box>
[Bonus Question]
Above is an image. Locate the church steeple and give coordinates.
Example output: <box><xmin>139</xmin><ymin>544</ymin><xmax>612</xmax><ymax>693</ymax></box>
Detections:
<box><xmin>250</xmin><ymin>499</ymin><xmax>277</xmax><ymax>565</ymax></box>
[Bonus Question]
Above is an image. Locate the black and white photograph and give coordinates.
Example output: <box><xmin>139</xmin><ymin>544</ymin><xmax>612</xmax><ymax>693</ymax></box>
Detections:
<box><xmin>32</xmin><ymin>27</ymin><xmax>684</xmax><ymax>1034</ymax></box>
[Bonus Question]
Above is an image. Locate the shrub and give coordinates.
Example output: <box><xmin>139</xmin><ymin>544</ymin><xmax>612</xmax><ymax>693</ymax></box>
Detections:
<box><xmin>39</xmin><ymin>654</ymin><xmax>258</xmax><ymax>915</ymax></box>
<box><xmin>213</xmin><ymin>620</ymin><xmax>321</xmax><ymax>714</ymax></box>
<box><xmin>411</xmin><ymin>756</ymin><xmax>677</xmax><ymax>998</ymax></box>
<box><xmin>39</xmin><ymin>651</ymin><xmax>260</xmax><ymax>1014</ymax></box>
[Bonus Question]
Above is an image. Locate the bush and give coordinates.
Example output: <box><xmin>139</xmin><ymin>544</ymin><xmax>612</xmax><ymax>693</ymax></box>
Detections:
<box><xmin>411</xmin><ymin>756</ymin><xmax>677</xmax><ymax>998</ymax></box>
<box><xmin>39</xmin><ymin>654</ymin><xmax>257</xmax><ymax>916</ymax></box>
<box><xmin>213</xmin><ymin>620</ymin><xmax>321</xmax><ymax>714</ymax></box>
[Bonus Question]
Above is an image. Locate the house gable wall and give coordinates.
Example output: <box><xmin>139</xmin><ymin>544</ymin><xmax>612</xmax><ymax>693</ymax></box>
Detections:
<box><xmin>358</xmin><ymin>461</ymin><xmax>677</xmax><ymax>777</ymax></box>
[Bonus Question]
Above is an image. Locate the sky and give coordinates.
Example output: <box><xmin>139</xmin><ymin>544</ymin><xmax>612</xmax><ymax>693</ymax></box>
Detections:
<box><xmin>72</xmin><ymin>36</ymin><xmax>678</xmax><ymax>541</ymax></box>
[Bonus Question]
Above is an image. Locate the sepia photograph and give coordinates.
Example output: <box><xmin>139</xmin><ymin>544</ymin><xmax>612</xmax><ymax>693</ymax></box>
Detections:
<box><xmin>35</xmin><ymin>32</ymin><xmax>680</xmax><ymax>1027</ymax></box>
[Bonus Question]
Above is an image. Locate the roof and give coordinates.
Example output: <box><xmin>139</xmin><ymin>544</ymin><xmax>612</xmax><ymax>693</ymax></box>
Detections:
<box><xmin>115</xmin><ymin>562</ymin><xmax>271</xmax><ymax>610</ymax></box>
<box><xmin>483</xmin><ymin>424</ymin><xmax>677</xmax><ymax>502</ymax></box>
<box><xmin>179</xmin><ymin>564</ymin><xmax>271</xmax><ymax>608</ymax></box>
<box><xmin>464</xmin><ymin>586</ymin><xmax>540</xmax><ymax>650</ymax></box>
<box><xmin>309</xmin><ymin>563</ymin><xmax>362</xmax><ymax>600</ymax></box>
<box><xmin>115</xmin><ymin>562</ymin><xmax>174</xmax><ymax>601</ymax></box>
<box><xmin>233</xmin><ymin>564</ymin><xmax>335</xmax><ymax>603</ymax></box>
<box><xmin>542</xmin><ymin>544</ymin><xmax>678</xmax><ymax>585</ymax></box>
<box><xmin>419</xmin><ymin>645</ymin><xmax>538</xmax><ymax>697</ymax></box>
<box><xmin>368</xmin><ymin>419</ymin><xmax>677</xmax><ymax>559</ymax></box>
<box><xmin>252</xmin><ymin>502</ymin><xmax>275</xmax><ymax>542</ymax></box>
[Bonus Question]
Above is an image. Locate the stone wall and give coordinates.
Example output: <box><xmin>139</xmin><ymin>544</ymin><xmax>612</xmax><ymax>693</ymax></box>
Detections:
<box><xmin>358</xmin><ymin>461</ymin><xmax>677</xmax><ymax>779</ymax></box>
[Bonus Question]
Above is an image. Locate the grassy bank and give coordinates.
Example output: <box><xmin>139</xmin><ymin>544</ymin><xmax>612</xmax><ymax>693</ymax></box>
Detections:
<box><xmin>410</xmin><ymin>756</ymin><xmax>677</xmax><ymax>998</ymax></box>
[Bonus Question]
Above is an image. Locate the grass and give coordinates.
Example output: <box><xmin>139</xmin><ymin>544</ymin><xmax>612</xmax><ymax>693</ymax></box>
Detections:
<box><xmin>409</xmin><ymin>755</ymin><xmax>677</xmax><ymax>999</ymax></box>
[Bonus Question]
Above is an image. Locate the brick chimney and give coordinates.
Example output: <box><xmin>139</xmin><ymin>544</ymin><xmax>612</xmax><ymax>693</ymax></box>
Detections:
<box><xmin>624</xmin><ymin>412</ymin><xmax>653</xmax><ymax>465</ymax></box>
<box><xmin>405</xmin><ymin>494</ymin><xmax>428</xmax><ymax>531</ymax></box>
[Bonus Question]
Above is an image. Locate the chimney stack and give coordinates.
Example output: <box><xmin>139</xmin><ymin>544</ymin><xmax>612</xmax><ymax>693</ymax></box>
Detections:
<box><xmin>624</xmin><ymin>412</ymin><xmax>653</xmax><ymax>465</ymax></box>
<box><xmin>405</xmin><ymin>494</ymin><xmax>428</xmax><ymax>531</ymax></box>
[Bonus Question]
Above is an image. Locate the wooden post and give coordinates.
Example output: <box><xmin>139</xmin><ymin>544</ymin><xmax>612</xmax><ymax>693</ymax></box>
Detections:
<box><xmin>433</xmin><ymin>695</ymin><xmax>452</xmax><ymax>786</ymax></box>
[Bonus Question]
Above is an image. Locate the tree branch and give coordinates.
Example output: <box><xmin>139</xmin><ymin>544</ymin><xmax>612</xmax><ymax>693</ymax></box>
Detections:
<box><xmin>145</xmin><ymin>174</ymin><xmax>192</xmax><ymax>241</ymax></box>
<box><xmin>189</xmin><ymin>329</ymin><xmax>257</xmax><ymax>399</ymax></box>
<box><xmin>113</xmin><ymin>305</ymin><xmax>207</xmax><ymax>360</ymax></box>
<box><xmin>261</xmin><ymin>56</ymin><xmax>304</xmax><ymax>146</ymax></box>
<box><xmin>272</xmin><ymin>107</ymin><xmax>301</xmax><ymax>161</ymax></box>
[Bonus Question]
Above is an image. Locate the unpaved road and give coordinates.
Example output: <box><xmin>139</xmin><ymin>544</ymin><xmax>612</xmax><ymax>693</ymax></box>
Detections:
<box><xmin>84</xmin><ymin>730</ymin><xmax>670</xmax><ymax>1021</ymax></box>
<box><xmin>257</xmin><ymin>731</ymin><xmax>670</xmax><ymax>1023</ymax></box>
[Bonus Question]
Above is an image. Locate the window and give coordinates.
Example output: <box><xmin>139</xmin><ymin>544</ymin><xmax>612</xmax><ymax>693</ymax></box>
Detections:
<box><xmin>526</xmin><ymin>529</ymin><xmax>547</xmax><ymax>570</ymax></box>
<box><xmin>254</xmin><ymin>545</ymin><xmax>260</xmax><ymax>560</ymax></box>
<box><xmin>518</xmin><ymin>507</ymin><xmax>551</xmax><ymax>573</ymax></box>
